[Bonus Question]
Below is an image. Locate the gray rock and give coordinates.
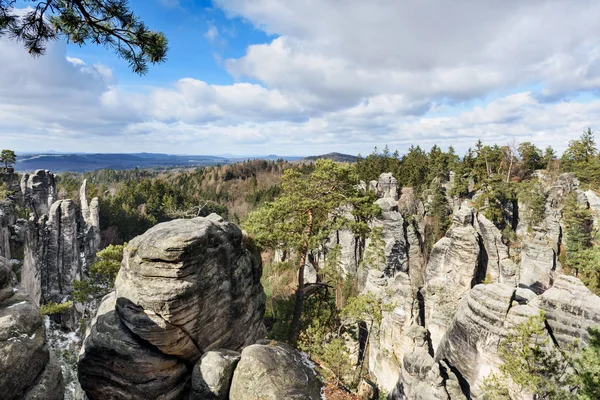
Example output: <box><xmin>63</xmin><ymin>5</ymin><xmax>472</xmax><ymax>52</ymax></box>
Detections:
<box><xmin>23</xmin><ymin>355</ymin><xmax>64</xmax><ymax>400</ymax></box>
<box><xmin>191</xmin><ymin>349</ymin><xmax>240</xmax><ymax>400</ymax></box>
<box><xmin>20</xmin><ymin>170</ymin><xmax>56</xmax><ymax>217</ymax></box>
<box><xmin>78</xmin><ymin>293</ymin><xmax>189</xmax><ymax>400</ymax></box>
<box><xmin>229</xmin><ymin>341</ymin><xmax>322</xmax><ymax>400</ymax></box>
<box><xmin>80</xmin><ymin>180</ymin><xmax>101</xmax><ymax>270</ymax></box>
<box><xmin>530</xmin><ymin>275</ymin><xmax>600</xmax><ymax>347</ymax></box>
<box><xmin>0</xmin><ymin>200</ymin><xmax>17</xmax><ymax>259</ymax></box>
<box><xmin>423</xmin><ymin>207</ymin><xmax>482</xmax><ymax>349</ymax></box>
<box><xmin>374</xmin><ymin>173</ymin><xmax>399</xmax><ymax>200</ymax></box>
<box><xmin>474</xmin><ymin>213</ymin><xmax>517</xmax><ymax>285</ymax></box>
<box><xmin>0</xmin><ymin>256</ymin><xmax>64</xmax><ymax>400</ymax></box>
<box><xmin>519</xmin><ymin>241</ymin><xmax>556</xmax><ymax>293</ymax></box>
<box><xmin>398</xmin><ymin>325</ymin><xmax>466</xmax><ymax>400</ymax></box>
<box><xmin>114</xmin><ymin>215</ymin><xmax>265</xmax><ymax>363</ymax></box>
<box><xmin>435</xmin><ymin>284</ymin><xmax>515</xmax><ymax>397</ymax></box>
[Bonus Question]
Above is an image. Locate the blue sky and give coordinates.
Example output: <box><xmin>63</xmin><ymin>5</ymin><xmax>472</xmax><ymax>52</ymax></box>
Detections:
<box><xmin>2</xmin><ymin>0</ymin><xmax>600</xmax><ymax>156</ymax></box>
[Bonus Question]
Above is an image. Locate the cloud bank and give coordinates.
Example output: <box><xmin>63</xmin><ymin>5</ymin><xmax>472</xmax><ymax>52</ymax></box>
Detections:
<box><xmin>2</xmin><ymin>1</ymin><xmax>600</xmax><ymax>155</ymax></box>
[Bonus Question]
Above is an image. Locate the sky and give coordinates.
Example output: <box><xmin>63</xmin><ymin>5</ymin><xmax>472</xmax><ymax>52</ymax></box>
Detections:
<box><xmin>2</xmin><ymin>0</ymin><xmax>600</xmax><ymax>156</ymax></box>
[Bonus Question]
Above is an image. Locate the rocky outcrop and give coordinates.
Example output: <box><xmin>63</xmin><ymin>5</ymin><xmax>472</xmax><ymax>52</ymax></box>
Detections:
<box><xmin>435</xmin><ymin>284</ymin><xmax>515</xmax><ymax>398</ymax></box>
<box><xmin>21</xmin><ymin>179</ymin><xmax>100</xmax><ymax>328</ymax></box>
<box><xmin>22</xmin><ymin>200</ymin><xmax>81</xmax><ymax>320</ymax></box>
<box><xmin>399</xmin><ymin>325</ymin><xmax>465</xmax><ymax>400</ymax></box>
<box><xmin>474</xmin><ymin>213</ymin><xmax>517</xmax><ymax>285</ymax></box>
<box><xmin>80</xmin><ymin>180</ymin><xmax>101</xmax><ymax>269</ymax></box>
<box><xmin>78</xmin><ymin>214</ymin><xmax>267</xmax><ymax>399</ymax></box>
<box><xmin>229</xmin><ymin>340</ymin><xmax>322</xmax><ymax>400</ymax></box>
<box><xmin>423</xmin><ymin>208</ymin><xmax>483</xmax><ymax>349</ymax></box>
<box><xmin>0</xmin><ymin>256</ymin><xmax>64</xmax><ymax>400</ymax></box>
<box><xmin>191</xmin><ymin>350</ymin><xmax>241</xmax><ymax>400</ymax></box>
<box><xmin>0</xmin><ymin>200</ymin><xmax>17</xmax><ymax>259</ymax></box>
<box><xmin>530</xmin><ymin>275</ymin><xmax>600</xmax><ymax>347</ymax></box>
<box><xmin>78</xmin><ymin>292</ymin><xmax>189</xmax><ymax>399</ymax></box>
<box><xmin>20</xmin><ymin>170</ymin><xmax>56</xmax><ymax>217</ymax></box>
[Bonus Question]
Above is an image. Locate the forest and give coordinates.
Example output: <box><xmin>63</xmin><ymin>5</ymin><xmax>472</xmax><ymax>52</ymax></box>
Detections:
<box><xmin>37</xmin><ymin>130</ymin><xmax>600</xmax><ymax>399</ymax></box>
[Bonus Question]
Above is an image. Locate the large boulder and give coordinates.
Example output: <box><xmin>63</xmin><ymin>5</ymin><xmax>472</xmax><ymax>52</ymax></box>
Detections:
<box><xmin>78</xmin><ymin>293</ymin><xmax>189</xmax><ymax>399</ymax></box>
<box><xmin>79</xmin><ymin>215</ymin><xmax>267</xmax><ymax>399</ymax></box>
<box><xmin>114</xmin><ymin>214</ymin><xmax>266</xmax><ymax>362</ymax></box>
<box><xmin>229</xmin><ymin>341</ymin><xmax>322</xmax><ymax>400</ymax></box>
<box><xmin>0</xmin><ymin>256</ymin><xmax>64</xmax><ymax>400</ymax></box>
<box><xmin>191</xmin><ymin>349</ymin><xmax>240</xmax><ymax>400</ymax></box>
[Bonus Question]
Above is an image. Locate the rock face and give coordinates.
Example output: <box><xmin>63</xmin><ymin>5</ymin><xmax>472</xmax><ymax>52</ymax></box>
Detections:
<box><xmin>78</xmin><ymin>293</ymin><xmax>190</xmax><ymax>400</ymax></box>
<box><xmin>79</xmin><ymin>215</ymin><xmax>267</xmax><ymax>399</ymax></box>
<box><xmin>21</xmin><ymin>178</ymin><xmax>100</xmax><ymax>328</ymax></box>
<box><xmin>423</xmin><ymin>207</ymin><xmax>483</xmax><ymax>349</ymax></box>
<box><xmin>325</xmin><ymin>171</ymin><xmax>600</xmax><ymax>399</ymax></box>
<box><xmin>80</xmin><ymin>179</ymin><xmax>101</xmax><ymax>269</ymax></box>
<box><xmin>22</xmin><ymin>200</ymin><xmax>80</xmax><ymax>317</ymax></box>
<box><xmin>0</xmin><ymin>256</ymin><xmax>64</xmax><ymax>400</ymax></box>
<box><xmin>435</xmin><ymin>284</ymin><xmax>515</xmax><ymax>398</ymax></box>
<box><xmin>0</xmin><ymin>200</ymin><xmax>17</xmax><ymax>259</ymax></box>
<box><xmin>229</xmin><ymin>340</ymin><xmax>322</xmax><ymax>400</ymax></box>
<box><xmin>20</xmin><ymin>170</ymin><xmax>56</xmax><ymax>217</ymax></box>
<box><xmin>530</xmin><ymin>275</ymin><xmax>600</xmax><ymax>347</ymax></box>
<box><xmin>399</xmin><ymin>325</ymin><xmax>465</xmax><ymax>400</ymax></box>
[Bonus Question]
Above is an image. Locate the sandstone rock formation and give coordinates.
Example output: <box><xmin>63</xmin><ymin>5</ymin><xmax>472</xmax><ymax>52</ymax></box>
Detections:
<box><xmin>79</xmin><ymin>214</ymin><xmax>267</xmax><ymax>399</ymax></box>
<box><xmin>0</xmin><ymin>199</ymin><xmax>17</xmax><ymax>259</ymax></box>
<box><xmin>20</xmin><ymin>170</ymin><xmax>56</xmax><ymax>217</ymax></box>
<box><xmin>423</xmin><ymin>207</ymin><xmax>482</xmax><ymax>349</ymax></box>
<box><xmin>78</xmin><ymin>293</ymin><xmax>190</xmax><ymax>400</ymax></box>
<box><xmin>229</xmin><ymin>340</ymin><xmax>322</xmax><ymax>400</ymax></box>
<box><xmin>0</xmin><ymin>256</ymin><xmax>64</xmax><ymax>400</ymax></box>
<box><xmin>21</xmin><ymin>178</ymin><xmax>100</xmax><ymax>328</ymax></box>
<box><xmin>191</xmin><ymin>349</ymin><xmax>241</xmax><ymax>400</ymax></box>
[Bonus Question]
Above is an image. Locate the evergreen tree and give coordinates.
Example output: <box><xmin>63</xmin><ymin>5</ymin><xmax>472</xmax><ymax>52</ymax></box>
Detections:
<box><xmin>244</xmin><ymin>160</ymin><xmax>372</xmax><ymax>344</ymax></box>
<box><xmin>0</xmin><ymin>0</ymin><xmax>167</xmax><ymax>74</ymax></box>
<box><xmin>0</xmin><ymin>149</ymin><xmax>15</xmax><ymax>169</ymax></box>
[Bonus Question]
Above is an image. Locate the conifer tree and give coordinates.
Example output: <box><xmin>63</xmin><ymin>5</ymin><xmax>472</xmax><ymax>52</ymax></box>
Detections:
<box><xmin>0</xmin><ymin>0</ymin><xmax>167</xmax><ymax>74</ymax></box>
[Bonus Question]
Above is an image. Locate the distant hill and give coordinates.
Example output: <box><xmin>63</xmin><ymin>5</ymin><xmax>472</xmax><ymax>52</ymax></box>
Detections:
<box><xmin>303</xmin><ymin>152</ymin><xmax>357</xmax><ymax>163</ymax></box>
<box><xmin>14</xmin><ymin>153</ymin><xmax>302</xmax><ymax>173</ymax></box>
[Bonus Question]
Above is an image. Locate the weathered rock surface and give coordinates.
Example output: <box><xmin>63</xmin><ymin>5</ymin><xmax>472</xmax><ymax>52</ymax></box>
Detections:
<box><xmin>530</xmin><ymin>275</ymin><xmax>600</xmax><ymax>347</ymax></box>
<box><xmin>423</xmin><ymin>207</ymin><xmax>483</xmax><ymax>349</ymax></box>
<box><xmin>191</xmin><ymin>349</ymin><xmax>240</xmax><ymax>400</ymax></box>
<box><xmin>0</xmin><ymin>256</ymin><xmax>64</xmax><ymax>400</ymax></box>
<box><xmin>229</xmin><ymin>340</ymin><xmax>322</xmax><ymax>400</ymax></box>
<box><xmin>474</xmin><ymin>213</ymin><xmax>517</xmax><ymax>285</ymax></box>
<box><xmin>20</xmin><ymin>170</ymin><xmax>56</xmax><ymax>217</ymax></box>
<box><xmin>0</xmin><ymin>199</ymin><xmax>17</xmax><ymax>259</ymax></box>
<box><xmin>115</xmin><ymin>214</ymin><xmax>265</xmax><ymax>362</ymax></box>
<box><xmin>78</xmin><ymin>293</ymin><xmax>189</xmax><ymax>399</ymax></box>
<box><xmin>22</xmin><ymin>200</ymin><xmax>81</xmax><ymax>328</ymax></box>
<box><xmin>21</xmin><ymin>180</ymin><xmax>101</xmax><ymax>328</ymax></box>
<box><xmin>435</xmin><ymin>284</ymin><xmax>515</xmax><ymax>398</ymax></box>
<box><xmin>398</xmin><ymin>325</ymin><xmax>466</xmax><ymax>400</ymax></box>
<box><xmin>80</xmin><ymin>179</ymin><xmax>101</xmax><ymax>269</ymax></box>
<box><xmin>79</xmin><ymin>215</ymin><xmax>267</xmax><ymax>399</ymax></box>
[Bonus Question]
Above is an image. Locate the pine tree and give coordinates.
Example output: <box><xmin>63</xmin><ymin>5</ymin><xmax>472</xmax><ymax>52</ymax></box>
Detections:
<box><xmin>0</xmin><ymin>0</ymin><xmax>167</xmax><ymax>74</ymax></box>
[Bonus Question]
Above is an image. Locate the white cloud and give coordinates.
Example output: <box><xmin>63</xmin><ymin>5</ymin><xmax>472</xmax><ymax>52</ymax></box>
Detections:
<box><xmin>1</xmin><ymin>2</ymin><xmax>600</xmax><ymax>155</ymax></box>
<box><xmin>204</xmin><ymin>25</ymin><xmax>220</xmax><ymax>42</ymax></box>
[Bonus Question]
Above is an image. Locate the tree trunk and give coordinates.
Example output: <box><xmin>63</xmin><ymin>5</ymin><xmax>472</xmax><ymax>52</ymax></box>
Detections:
<box><xmin>289</xmin><ymin>248</ymin><xmax>307</xmax><ymax>345</ymax></box>
<box><xmin>288</xmin><ymin>210</ymin><xmax>314</xmax><ymax>345</ymax></box>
